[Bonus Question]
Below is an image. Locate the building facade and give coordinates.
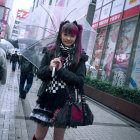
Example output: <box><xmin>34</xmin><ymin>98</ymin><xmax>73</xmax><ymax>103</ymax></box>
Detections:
<box><xmin>90</xmin><ymin>0</ymin><xmax>140</xmax><ymax>89</ymax></box>
<box><xmin>0</xmin><ymin>0</ymin><xmax>13</xmax><ymax>39</ymax></box>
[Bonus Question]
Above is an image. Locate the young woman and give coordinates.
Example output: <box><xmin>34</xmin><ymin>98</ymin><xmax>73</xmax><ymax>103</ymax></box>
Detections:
<box><xmin>30</xmin><ymin>21</ymin><xmax>88</xmax><ymax>140</ymax></box>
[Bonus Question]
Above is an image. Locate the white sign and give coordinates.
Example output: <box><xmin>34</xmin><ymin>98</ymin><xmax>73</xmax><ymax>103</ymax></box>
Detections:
<box><xmin>103</xmin><ymin>0</ymin><xmax>112</xmax><ymax>6</ymax></box>
<box><xmin>96</xmin><ymin>0</ymin><xmax>103</xmax><ymax>9</ymax></box>
<box><xmin>92</xmin><ymin>9</ymin><xmax>101</xmax><ymax>29</ymax></box>
<box><xmin>110</xmin><ymin>0</ymin><xmax>125</xmax><ymax>16</ymax></box>
<box><xmin>99</xmin><ymin>3</ymin><xmax>111</xmax><ymax>27</ymax></box>
<box><xmin>123</xmin><ymin>0</ymin><xmax>140</xmax><ymax>18</ymax></box>
<box><xmin>93</xmin><ymin>9</ymin><xmax>101</xmax><ymax>23</ymax></box>
<box><xmin>109</xmin><ymin>0</ymin><xmax>125</xmax><ymax>23</ymax></box>
<box><xmin>100</xmin><ymin>3</ymin><xmax>111</xmax><ymax>20</ymax></box>
<box><xmin>124</xmin><ymin>0</ymin><xmax>140</xmax><ymax>10</ymax></box>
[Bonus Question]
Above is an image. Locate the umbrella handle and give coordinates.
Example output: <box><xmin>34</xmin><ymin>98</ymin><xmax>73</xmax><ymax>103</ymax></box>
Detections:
<box><xmin>52</xmin><ymin>67</ymin><xmax>55</xmax><ymax>77</ymax></box>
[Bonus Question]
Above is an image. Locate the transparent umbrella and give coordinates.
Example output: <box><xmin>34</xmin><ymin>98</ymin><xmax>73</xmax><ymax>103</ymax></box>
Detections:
<box><xmin>18</xmin><ymin>0</ymin><xmax>97</xmax><ymax>68</ymax></box>
<box><xmin>0</xmin><ymin>39</ymin><xmax>15</xmax><ymax>53</ymax></box>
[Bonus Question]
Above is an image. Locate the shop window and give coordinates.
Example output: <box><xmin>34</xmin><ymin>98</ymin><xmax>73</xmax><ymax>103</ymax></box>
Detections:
<box><xmin>15</xmin><ymin>20</ymin><xmax>20</xmax><ymax>24</ymax></box>
<box><xmin>13</xmin><ymin>25</ymin><xmax>19</xmax><ymax>29</ymax></box>
<box><xmin>112</xmin><ymin>17</ymin><xmax>137</xmax><ymax>86</ymax></box>
<box><xmin>89</xmin><ymin>27</ymin><xmax>107</xmax><ymax>78</ymax></box>
<box><xmin>12</xmin><ymin>30</ymin><xmax>18</xmax><ymax>34</ymax></box>
<box><xmin>99</xmin><ymin>22</ymin><xmax>120</xmax><ymax>81</ymax></box>
<box><xmin>129</xmin><ymin>28</ymin><xmax>140</xmax><ymax>89</ymax></box>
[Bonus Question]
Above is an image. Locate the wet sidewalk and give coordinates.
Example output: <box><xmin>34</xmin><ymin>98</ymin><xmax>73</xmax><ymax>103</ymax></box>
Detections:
<box><xmin>0</xmin><ymin>61</ymin><xmax>140</xmax><ymax>140</ymax></box>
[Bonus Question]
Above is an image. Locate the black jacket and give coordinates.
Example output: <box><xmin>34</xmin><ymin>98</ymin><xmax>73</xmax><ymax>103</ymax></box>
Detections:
<box><xmin>10</xmin><ymin>54</ymin><xmax>19</xmax><ymax>63</ymax></box>
<box><xmin>19</xmin><ymin>56</ymin><xmax>35</xmax><ymax>74</ymax></box>
<box><xmin>37</xmin><ymin>51</ymin><xmax>88</xmax><ymax>97</ymax></box>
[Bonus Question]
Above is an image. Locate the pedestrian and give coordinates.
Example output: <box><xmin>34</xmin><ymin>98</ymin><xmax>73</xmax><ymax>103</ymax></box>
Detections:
<box><xmin>10</xmin><ymin>50</ymin><xmax>19</xmax><ymax>72</ymax></box>
<box><xmin>0</xmin><ymin>47</ymin><xmax>7</xmax><ymax>86</ymax></box>
<box><xmin>30</xmin><ymin>21</ymin><xmax>88</xmax><ymax>140</ymax></box>
<box><xmin>19</xmin><ymin>55</ymin><xmax>35</xmax><ymax>99</ymax></box>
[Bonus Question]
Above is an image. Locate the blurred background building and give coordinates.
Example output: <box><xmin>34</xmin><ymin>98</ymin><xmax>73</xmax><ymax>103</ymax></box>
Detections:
<box><xmin>0</xmin><ymin>0</ymin><xmax>13</xmax><ymax>39</ymax></box>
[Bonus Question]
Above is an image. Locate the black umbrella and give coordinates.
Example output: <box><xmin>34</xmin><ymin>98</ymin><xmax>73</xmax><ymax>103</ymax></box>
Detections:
<box><xmin>6</xmin><ymin>39</ymin><xmax>19</xmax><ymax>48</ymax></box>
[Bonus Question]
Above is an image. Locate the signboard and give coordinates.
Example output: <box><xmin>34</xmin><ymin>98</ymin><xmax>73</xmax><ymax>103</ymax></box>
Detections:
<box><xmin>92</xmin><ymin>9</ymin><xmax>101</xmax><ymax>29</ymax></box>
<box><xmin>96</xmin><ymin>0</ymin><xmax>103</xmax><ymax>9</ymax></box>
<box><xmin>5</xmin><ymin>0</ymin><xmax>13</xmax><ymax>8</ymax></box>
<box><xmin>0</xmin><ymin>0</ymin><xmax>6</xmax><ymax>6</ymax></box>
<box><xmin>109</xmin><ymin>0</ymin><xmax>125</xmax><ymax>24</ymax></box>
<box><xmin>103</xmin><ymin>0</ymin><xmax>112</xmax><ymax>6</ymax></box>
<box><xmin>3</xmin><ymin>8</ymin><xmax>10</xmax><ymax>23</ymax></box>
<box><xmin>98</xmin><ymin>3</ymin><xmax>112</xmax><ymax>27</ymax></box>
<box><xmin>17</xmin><ymin>10</ymin><xmax>29</xmax><ymax>19</ymax></box>
<box><xmin>101</xmin><ymin>22</ymin><xmax>120</xmax><ymax>81</ymax></box>
<box><xmin>123</xmin><ymin>0</ymin><xmax>140</xmax><ymax>19</ymax></box>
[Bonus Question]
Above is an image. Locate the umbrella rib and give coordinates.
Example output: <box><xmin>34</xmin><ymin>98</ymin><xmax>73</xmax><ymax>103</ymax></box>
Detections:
<box><xmin>19</xmin><ymin>25</ymin><xmax>55</xmax><ymax>35</ymax></box>
<box><xmin>40</xmin><ymin>4</ymin><xmax>57</xmax><ymax>33</ymax></box>
<box><xmin>64</xmin><ymin>8</ymin><xmax>77</xmax><ymax>21</ymax></box>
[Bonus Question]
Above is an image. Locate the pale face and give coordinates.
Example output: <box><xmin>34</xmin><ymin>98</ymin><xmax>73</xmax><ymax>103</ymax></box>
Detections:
<box><xmin>61</xmin><ymin>32</ymin><xmax>77</xmax><ymax>47</ymax></box>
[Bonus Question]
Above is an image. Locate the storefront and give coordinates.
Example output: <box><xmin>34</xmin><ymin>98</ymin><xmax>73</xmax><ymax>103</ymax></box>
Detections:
<box><xmin>0</xmin><ymin>6</ymin><xmax>10</xmax><ymax>39</ymax></box>
<box><xmin>91</xmin><ymin>0</ymin><xmax>140</xmax><ymax>89</ymax></box>
<box><xmin>0</xmin><ymin>0</ymin><xmax>11</xmax><ymax>39</ymax></box>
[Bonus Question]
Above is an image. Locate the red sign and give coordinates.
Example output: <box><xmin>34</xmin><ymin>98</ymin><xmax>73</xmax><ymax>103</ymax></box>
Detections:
<box><xmin>3</xmin><ymin>8</ymin><xmax>10</xmax><ymax>23</ymax></box>
<box><xmin>123</xmin><ymin>4</ymin><xmax>140</xmax><ymax>19</ymax></box>
<box><xmin>92</xmin><ymin>22</ymin><xmax>98</xmax><ymax>29</ymax></box>
<box><xmin>109</xmin><ymin>12</ymin><xmax>122</xmax><ymax>24</ymax></box>
<box><xmin>0</xmin><ymin>0</ymin><xmax>6</xmax><ymax>6</ymax></box>
<box><xmin>123</xmin><ymin>0</ymin><xmax>140</xmax><ymax>19</ymax></box>
<box><xmin>98</xmin><ymin>17</ymin><xmax>109</xmax><ymax>27</ymax></box>
<box><xmin>17</xmin><ymin>10</ymin><xmax>29</xmax><ymax>19</ymax></box>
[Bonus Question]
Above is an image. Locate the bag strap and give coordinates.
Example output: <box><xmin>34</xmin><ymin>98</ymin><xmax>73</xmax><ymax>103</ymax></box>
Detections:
<box><xmin>66</xmin><ymin>85</ymin><xmax>86</xmax><ymax>103</ymax></box>
<box><xmin>75</xmin><ymin>85</ymin><xmax>86</xmax><ymax>103</ymax></box>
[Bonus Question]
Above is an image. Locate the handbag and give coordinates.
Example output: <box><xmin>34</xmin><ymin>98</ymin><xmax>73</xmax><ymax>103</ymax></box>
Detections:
<box><xmin>54</xmin><ymin>88</ymin><xmax>94</xmax><ymax>127</ymax></box>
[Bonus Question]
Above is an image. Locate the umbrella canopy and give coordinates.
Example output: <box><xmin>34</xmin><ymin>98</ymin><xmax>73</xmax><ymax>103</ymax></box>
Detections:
<box><xmin>0</xmin><ymin>39</ymin><xmax>15</xmax><ymax>53</ymax></box>
<box><xmin>19</xmin><ymin>0</ymin><xmax>97</xmax><ymax>68</ymax></box>
<box><xmin>6</xmin><ymin>39</ymin><xmax>19</xmax><ymax>48</ymax></box>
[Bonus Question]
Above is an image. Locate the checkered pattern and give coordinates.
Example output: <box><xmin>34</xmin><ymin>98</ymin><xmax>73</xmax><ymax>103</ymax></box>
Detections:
<box><xmin>46</xmin><ymin>46</ymin><xmax>74</xmax><ymax>93</ymax></box>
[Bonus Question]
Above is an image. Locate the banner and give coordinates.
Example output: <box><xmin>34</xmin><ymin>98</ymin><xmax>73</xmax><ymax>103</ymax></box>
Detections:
<box><xmin>92</xmin><ymin>9</ymin><xmax>101</xmax><ymax>29</ymax></box>
<box><xmin>17</xmin><ymin>10</ymin><xmax>29</xmax><ymax>19</ymax></box>
<box><xmin>96</xmin><ymin>0</ymin><xmax>103</xmax><ymax>9</ymax></box>
<box><xmin>112</xmin><ymin>18</ymin><xmax>137</xmax><ymax>86</ymax></box>
<box><xmin>109</xmin><ymin>0</ymin><xmax>125</xmax><ymax>24</ymax></box>
<box><xmin>0</xmin><ymin>0</ymin><xmax>6</xmax><ymax>6</ymax></box>
<box><xmin>98</xmin><ymin>3</ymin><xmax>112</xmax><ymax>27</ymax></box>
<box><xmin>123</xmin><ymin>0</ymin><xmax>140</xmax><ymax>19</ymax></box>
<box><xmin>101</xmin><ymin>22</ymin><xmax>120</xmax><ymax>81</ymax></box>
<box><xmin>103</xmin><ymin>0</ymin><xmax>112</xmax><ymax>6</ymax></box>
<box><xmin>91</xmin><ymin>27</ymin><xmax>107</xmax><ymax>77</ymax></box>
<box><xmin>130</xmin><ymin>31</ymin><xmax>140</xmax><ymax>89</ymax></box>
